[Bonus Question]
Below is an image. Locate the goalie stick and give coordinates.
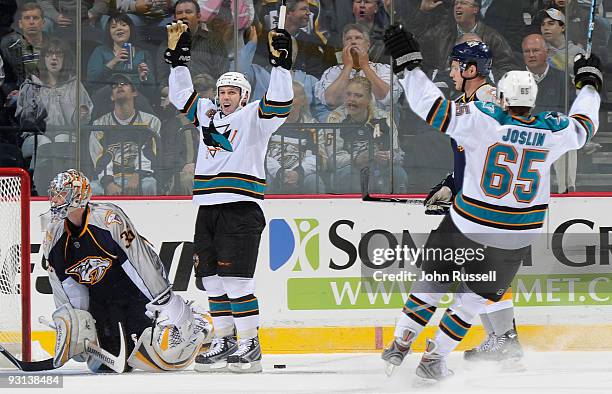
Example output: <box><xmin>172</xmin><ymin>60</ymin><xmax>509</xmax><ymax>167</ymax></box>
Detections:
<box><xmin>0</xmin><ymin>321</ymin><xmax>127</xmax><ymax>373</ymax></box>
<box><xmin>360</xmin><ymin>167</ymin><xmax>424</xmax><ymax>205</ymax></box>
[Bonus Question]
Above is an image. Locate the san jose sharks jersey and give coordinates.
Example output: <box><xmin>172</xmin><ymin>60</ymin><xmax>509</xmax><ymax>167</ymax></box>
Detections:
<box><xmin>43</xmin><ymin>202</ymin><xmax>170</xmax><ymax>309</ymax></box>
<box><xmin>452</xmin><ymin>83</ymin><xmax>497</xmax><ymax>192</ymax></box>
<box><xmin>402</xmin><ymin>68</ymin><xmax>600</xmax><ymax>249</ymax></box>
<box><xmin>169</xmin><ymin>66</ymin><xmax>293</xmax><ymax>206</ymax></box>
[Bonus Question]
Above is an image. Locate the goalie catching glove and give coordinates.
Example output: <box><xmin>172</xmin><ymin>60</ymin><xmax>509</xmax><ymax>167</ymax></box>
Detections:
<box><xmin>383</xmin><ymin>24</ymin><xmax>423</xmax><ymax>74</ymax></box>
<box><xmin>573</xmin><ymin>53</ymin><xmax>603</xmax><ymax>92</ymax></box>
<box><xmin>165</xmin><ymin>20</ymin><xmax>191</xmax><ymax>68</ymax></box>
<box><xmin>424</xmin><ymin>173</ymin><xmax>455</xmax><ymax>215</ymax></box>
<box><xmin>268</xmin><ymin>28</ymin><xmax>292</xmax><ymax>70</ymax></box>
<box><xmin>51</xmin><ymin>303</ymin><xmax>98</xmax><ymax>368</ymax></box>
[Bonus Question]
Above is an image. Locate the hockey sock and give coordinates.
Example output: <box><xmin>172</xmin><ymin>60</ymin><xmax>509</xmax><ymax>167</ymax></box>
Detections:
<box><xmin>208</xmin><ymin>294</ymin><xmax>234</xmax><ymax>337</ymax></box>
<box><xmin>435</xmin><ymin>308</ymin><xmax>472</xmax><ymax>356</ymax></box>
<box><xmin>201</xmin><ymin>275</ymin><xmax>234</xmax><ymax>337</ymax></box>
<box><xmin>433</xmin><ymin>288</ymin><xmax>487</xmax><ymax>356</ymax></box>
<box><xmin>229</xmin><ymin>294</ymin><xmax>260</xmax><ymax>339</ymax></box>
<box><xmin>222</xmin><ymin>277</ymin><xmax>259</xmax><ymax>339</ymax></box>
<box><xmin>395</xmin><ymin>293</ymin><xmax>438</xmax><ymax>338</ymax></box>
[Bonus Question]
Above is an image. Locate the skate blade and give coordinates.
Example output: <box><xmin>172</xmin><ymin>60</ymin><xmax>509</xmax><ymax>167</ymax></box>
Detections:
<box><xmin>384</xmin><ymin>362</ymin><xmax>396</xmax><ymax>377</ymax></box>
<box><xmin>227</xmin><ymin>360</ymin><xmax>262</xmax><ymax>373</ymax></box>
<box><xmin>499</xmin><ymin>357</ymin><xmax>526</xmax><ymax>373</ymax></box>
<box><xmin>194</xmin><ymin>361</ymin><xmax>229</xmax><ymax>372</ymax></box>
<box><xmin>412</xmin><ymin>375</ymin><xmax>440</xmax><ymax>388</ymax></box>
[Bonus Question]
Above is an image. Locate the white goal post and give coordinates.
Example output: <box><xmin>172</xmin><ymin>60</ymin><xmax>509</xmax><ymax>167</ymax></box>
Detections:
<box><xmin>0</xmin><ymin>167</ymin><xmax>31</xmax><ymax>362</ymax></box>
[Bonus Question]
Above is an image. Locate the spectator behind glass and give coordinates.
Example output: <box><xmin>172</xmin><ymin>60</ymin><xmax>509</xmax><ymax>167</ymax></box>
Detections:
<box><xmin>254</xmin><ymin>0</ymin><xmax>335</xmax><ymax>79</ymax></box>
<box><xmin>156</xmin><ymin>0</ymin><xmax>229</xmax><ymax>90</ymax></box>
<box><xmin>350</xmin><ymin>0</ymin><xmax>387</xmax><ymax>62</ymax></box>
<box><xmin>266</xmin><ymin>80</ymin><xmax>324</xmax><ymax>193</ymax></box>
<box><xmin>412</xmin><ymin>0</ymin><xmax>520</xmax><ymax>81</ymax></box>
<box><xmin>90</xmin><ymin>73</ymin><xmax>161</xmax><ymax>196</ymax></box>
<box><xmin>538</xmin><ymin>8</ymin><xmax>583</xmax><ymax>72</ymax></box>
<box><xmin>546</xmin><ymin>0</ymin><xmax>610</xmax><ymax>59</ymax></box>
<box><xmin>322</xmin><ymin>76</ymin><xmax>406</xmax><ymax>193</ymax></box>
<box><xmin>17</xmin><ymin>38</ymin><xmax>93</xmax><ymax>168</ymax></box>
<box><xmin>0</xmin><ymin>2</ymin><xmax>48</xmax><ymax>101</ymax></box>
<box><xmin>315</xmin><ymin>23</ymin><xmax>402</xmax><ymax>113</ymax></box>
<box><xmin>87</xmin><ymin>13</ymin><xmax>155</xmax><ymax>94</ymax></box>
<box><xmin>522</xmin><ymin>33</ymin><xmax>576</xmax><ymax>194</ymax></box>
<box><xmin>238</xmin><ymin>25</ymin><xmax>328</xmax><ymax>121</ymax></box>
<box><xmin>39</xmin><ymin>0</ymin><xmax>109</xmax><ymax>31</ymax></box>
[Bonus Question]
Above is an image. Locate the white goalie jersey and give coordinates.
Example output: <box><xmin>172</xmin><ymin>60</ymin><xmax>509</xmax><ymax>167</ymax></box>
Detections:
<box><xmin>168</xmin><ymin>66</ymin><xmax>293</xmax><ymax>206</ymax></box>
<box><xmin>402</xmin><ymin>68</ymin><xmax>600</xmax><ymax>249</ymax></box>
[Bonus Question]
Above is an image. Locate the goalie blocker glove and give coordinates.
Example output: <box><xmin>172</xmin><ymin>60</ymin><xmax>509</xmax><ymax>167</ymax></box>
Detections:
<box><xmin>165</xmin><ymin>26</ymin><xmax>192</xmax><ymax>68</ymax></box>
<box><xmin>383</xmin><ymin>24</ymin><xmax>423</xmax><ymax>74</ymax></box>
<box><xmin>268</xmin><ymin>28</ymin><xmax>292</xmax><ymax>70</ymax></box>
<box><xmin>574</xmin><ymin>53</ymin><xmax>603</xmax><ymax>92</ymax></box>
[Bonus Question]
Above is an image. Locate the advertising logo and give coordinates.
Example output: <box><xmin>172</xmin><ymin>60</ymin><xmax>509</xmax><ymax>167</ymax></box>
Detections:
<box><xmin>269</xmin><ymin>218</ymin><xmax>319</xmax><ymax>271</ymax></box>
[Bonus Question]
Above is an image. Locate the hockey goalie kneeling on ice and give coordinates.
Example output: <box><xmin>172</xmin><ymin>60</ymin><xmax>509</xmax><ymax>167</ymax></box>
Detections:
<box><xmin>43</xmin><ymin>169</ymin><xmax>213</xmax><ymax>372</ymax></box>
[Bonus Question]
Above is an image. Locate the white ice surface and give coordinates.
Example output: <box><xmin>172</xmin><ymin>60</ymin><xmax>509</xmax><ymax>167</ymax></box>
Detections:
<box><xmin>2</xmin><ymin>352</ymin><xmax>612</xmax><ymax>394</ymax></box>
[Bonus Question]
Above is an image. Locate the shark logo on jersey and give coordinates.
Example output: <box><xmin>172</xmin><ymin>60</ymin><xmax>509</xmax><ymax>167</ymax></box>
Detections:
<box><xmin>66</xmin><ymin>257</ymin><xmax>112</xmax><ymax>285</ymax></box>
<box><xmin>544</xmin><ymin>112</ymin><xmax>563</xmax><ymax>126</ymax></box>
<box><xmin>202</xmin><ymin>120</ymin><xmax>234</xmax><ymax>153</ymax></box>
<box><xmin>480</xmin><ymin>102</ymin><xmax>497</xmax><ymax>114</ymax></box>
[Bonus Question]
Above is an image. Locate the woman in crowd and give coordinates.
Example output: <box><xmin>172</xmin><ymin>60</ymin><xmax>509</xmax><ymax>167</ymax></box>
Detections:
<box><xmin>87</xmin><ymin>12</ymin><xmax>155</xmax><ymax>94</ymax></box>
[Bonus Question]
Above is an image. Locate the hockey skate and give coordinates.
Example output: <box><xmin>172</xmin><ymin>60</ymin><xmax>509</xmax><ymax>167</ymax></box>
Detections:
<box><xmin>415</xmin><ymin>339</ymin><xmax>454</xmax><ymax>385</ymax></box>
<box><xmin>381</xmin><ymin>327</ymin><xmax>417</xmax><ymax>377</ymax></box>
<box><xmin>194</xmin><ymin>335</ymin><xmax>238</xmax><ymax>372</ymax></box>
<box><xmin>227</xmin><ymin>336</ymin><xmax>262</xmax><ymax>373</ymax></box>
<box><xmin>464</xmin><ymin>329</ymin><xmax>523</xmax><ymax>362</ymax></box>
<box><xmin>463</xmin><ymin>332</ymin><xmax>497</xmax><ymax>361</ymax></box>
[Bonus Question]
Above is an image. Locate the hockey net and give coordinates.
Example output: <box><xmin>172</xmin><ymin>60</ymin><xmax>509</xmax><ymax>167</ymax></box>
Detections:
<box><xmin>0</xmin><ymin>168</ymin><xmax>31</xmax><ymax>363</ymax></box>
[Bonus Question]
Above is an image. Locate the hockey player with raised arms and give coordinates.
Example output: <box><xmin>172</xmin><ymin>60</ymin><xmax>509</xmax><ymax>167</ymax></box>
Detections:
<box><xmin>424</xmin><ymin>40</ymin><xmax>524</xmax><ymax>363</ymax></box>
<box><xmin>381</xmin><ymin>24</ymin><xmax>602</xmax><ymax>383</ymax></box>
<box><xmin>43</xmin><ymin>169</ymin><xmax>212</xmax><ymax>373</ymax></box>
<box><xmin>166</xmin><ymin>18</ymin><xmax>293</xmax><ymax>373</ymax></box>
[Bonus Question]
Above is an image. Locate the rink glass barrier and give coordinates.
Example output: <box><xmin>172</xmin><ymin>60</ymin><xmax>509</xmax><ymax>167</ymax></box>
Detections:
<box><xmin>0</xmin><ymin>0</ymin><xmax>610</xmax><ymax>196</ymax></box>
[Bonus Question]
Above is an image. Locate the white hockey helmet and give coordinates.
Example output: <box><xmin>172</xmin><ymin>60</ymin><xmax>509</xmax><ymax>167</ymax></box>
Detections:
<box><xmin>496</xmin><ymin>71</ymin><xmax>538</xmax><ymax>110</ymax></box>
<box><xmin>215</xmin><ymin>72</ymin><xmax>251</xmax><ymax>111</ymax></box>
<box><xmin>48</xmin><ymin>169</ymin><xmax>92</xmax><ymax>221</ymax></box>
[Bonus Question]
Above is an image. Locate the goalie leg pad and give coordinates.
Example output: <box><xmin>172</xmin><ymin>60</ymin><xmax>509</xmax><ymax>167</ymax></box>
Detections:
<box><xmin>52</xmin><ymin>304</ymin><xmax>97</xmax><ymax>368</ymax></box>
<box><xmin>127</xmin><ymin>307</ymin><xmax>213</xmax><ymax>371</ymax></box>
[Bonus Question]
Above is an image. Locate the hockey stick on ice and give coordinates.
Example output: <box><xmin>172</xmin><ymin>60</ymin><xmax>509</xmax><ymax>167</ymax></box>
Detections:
<box><xmin>0</xmin><ymin>345</ymin><xmax>55</xmax><ymax>371</ymax></box>
<box><xmin>360</xmin><ymin>167</ymin><xmax>424</xmax><ymax>205</ymax></box>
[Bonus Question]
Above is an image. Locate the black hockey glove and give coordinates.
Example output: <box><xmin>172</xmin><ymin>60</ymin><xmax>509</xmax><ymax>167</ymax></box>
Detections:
<box><xmin>164</xmin><ymin>21</ymin><xmax>191</xmax><ymax>68</ymax></box>
<box><xmin>383</xmin><ymin>24</ymin><xmax>422</xmax><ymax>74</ymax></box>
<box><xmin>424</xmin><ymin>173</ymin><xmax>455</xmax><ymax>215</ymax></box>
<box><xmin>268</xmin><ymin>28</ymin><xmax>292</xmax><ymax>70</ymax></box>
<box><xmin>574</xmin><ymin>53</ymin><xmax>603</xmax><ymax>92</ymax></box>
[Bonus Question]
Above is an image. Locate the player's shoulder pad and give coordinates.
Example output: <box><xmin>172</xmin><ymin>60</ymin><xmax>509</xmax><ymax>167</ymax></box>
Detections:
<box><xmin>87</xmin><ymin>202</ymin><xmax>132</xmax><ymax>232</ymax></box>
<box><xmin>42</xmin><ymin>220</ymin><xmax>66</xmax><ymax>256</ymax></box>
<box><xmin>534</xmin><ymin>111</ymin><xmax>571</xmax><ymax>132</ymax></box>
<box><xmin>473</xmin><ymin>101</ymin><xmax>506</xmax><ymax>124</ymax></box>
<box><xmin>475</xmin><ymin>84</ymin><xmax>497</xmax><ymax>103</ymax></box>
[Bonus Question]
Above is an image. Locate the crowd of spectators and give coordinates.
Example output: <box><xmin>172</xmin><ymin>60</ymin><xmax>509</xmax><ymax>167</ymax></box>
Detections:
<box><xmin>0</xmin><ymin>0</ymin><xmax>610</xmax><ymax>195</ymax></box>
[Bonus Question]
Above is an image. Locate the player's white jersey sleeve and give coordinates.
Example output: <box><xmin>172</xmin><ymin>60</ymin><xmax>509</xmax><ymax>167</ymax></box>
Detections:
<box><xmin>400</xmin><ymin>68</ymin><xmax>494</xmax><ymax>149</ymax></box>
<box><xmin>564</xmin><ymin>85</ymin><xmax>600</xmax><ymax>150</ymax></box>
<box><xmin>169</xmin><ymin>65</ymin><xmax>216</xmax><ymax>128</ymax></box>
<box><xmin>255</xmin><ymin>67</ymin><xmax>293</xmax><ymax>138</ymax></box>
